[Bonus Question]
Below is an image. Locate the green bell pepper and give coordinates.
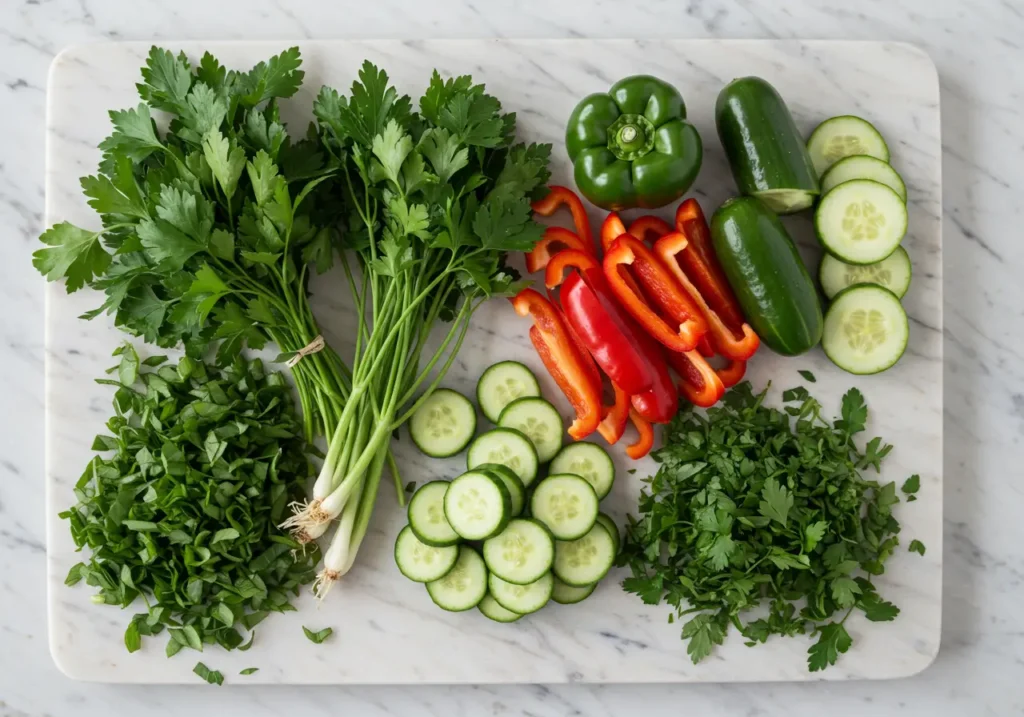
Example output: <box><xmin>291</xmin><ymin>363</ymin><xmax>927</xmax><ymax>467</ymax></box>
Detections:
<box><xmin>565</xmin><ymin>75</ymin><xmax>702</xmax><ymax>211</ymax></box>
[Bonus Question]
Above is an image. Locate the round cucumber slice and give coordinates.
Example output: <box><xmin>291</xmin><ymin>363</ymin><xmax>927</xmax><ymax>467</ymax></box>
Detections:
<box><xmin>551</xmin><ymin>576</ymin><xmax>597</xmax><ymax>605</ymax></box>
<box><xmin>819</xmin><ymin>245</ymin><xmax>912</xmax><ymax>300</ymax></box>
<box><xmin>595</xmin><ymin>513</ymin><xmax>620</xmax><ymax>555</ymax></box>
<box><xmin>476</xmin><ymin>361</ymin><xmax>541</xmax><ymax>423</ymax></box>
<box><xmin>807</xmin><ymin>115</ymin><xmax>890</xmax><ymax>176</ymax></box>
<box><xmin>821</xmin><ymin>155</ymin><xmax>906</xmax><ymax>201</ymax></box>
<box><xmin>488</xmin><ymin>572</ymin><xmax>553</xmax><ymax>614</ymax></box>
<box><xmin>822</xmin><ymin>284</ymin><xmax>909</xmax><ymax>375</ymax></box>
<box><xmin>407</xmin><ymin>481</ymin><xmax>460</xmax><ymax>547</ymax></box>
<box><xmin>553</xmin><ymin>523</ymin><xmax>616</xmax><ymax>587</ymax></box>
<box><xmin>815</xmin><ymin>179</ymin><xmax>907</xmax><ymax>265</ymax></box>
<box><xmin>409</xmin><ymin>388</ymin><xmax>476</xmax><ymax>458</ymax></box>
<box><xmin>529</xmin><ymin>474</ymin><xmax>599</xmax><ymax>541</ymax></box>
<box><xmin>483</xmin><ymin>518</ymin><xmax>554</xmax><ymax>585</ymax></box>
<box><xmin>394</xmin><ymin>525</ymin><xmax>459</xmax><ymax>583</ymax></box>
<box><xmin>549</xmin><ymin>442</ymin><xmax>615</xmax><ymax>500</ymax></box>
<box><xmin>443</xmin><ymin>470</ymin><xmax>511</xmax><ymax>541</ymax></box>
<box><xmin>478</xmin><ymin>593</ymin><xmax>522</xmax><ymax>623</ymax></box>
<box><xmin>467</xmin><ymin>428</ymin><xmax>540</xmax><ymax>487</ymax></box>
<box><xmin>475</xmin><ymin>463</ymin><xmax>526</xmax><ymax>516</ymax></box>
<box><xmin>497</xmin><ymin>397</ymin><xmax>563</xmax><ymax>463</ymax></box>
<box><xmin>425</xmin><ymin>546</ymin><xmax>488</xmax><ymax>612</ymax></box>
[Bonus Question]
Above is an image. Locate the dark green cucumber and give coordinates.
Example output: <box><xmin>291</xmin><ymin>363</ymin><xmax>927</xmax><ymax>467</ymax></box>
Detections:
<box><xmin>710</xmin><ymin>197</ymin><xmax>823</xmax><ymax>356</ymax></box>
<box><xmin>715</xmin><ymin>77</ymin><xmax>820</xmax><ymax>214</ymax></box>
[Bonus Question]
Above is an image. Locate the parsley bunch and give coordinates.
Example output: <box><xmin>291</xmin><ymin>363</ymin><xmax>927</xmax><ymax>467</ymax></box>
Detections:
<box><xmin>285</xmin><ymin>63</ymin><xmax>551</xmax><ymax>594</ymax></box>
<box><xmin>63</xmin><ymin>345</ymin><xmax>320</xmax><ymax>656</ymax></box>
<box><xmin>33</xmin><ymin>47</ymin><xmax>351</xmax><ymax>442</ymax></box>
<box><xmin>620</xmin><ymin>381</ymin><xmax>920</xmax><ymax>672</ymax></box>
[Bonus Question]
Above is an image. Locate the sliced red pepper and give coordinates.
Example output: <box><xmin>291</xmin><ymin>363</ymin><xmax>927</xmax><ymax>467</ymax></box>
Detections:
<box><xmin>526</xmin><ymin>227</ymin><xmax>590</xmax><ymax>274</ymax></box>
<box><xmin>716</xmin><ymin>359</ymin><xmax>746</xmax><ymax>388</ymax></box>
<box><xmin>549</xmin><ymin>257</ymin><xmax>658</xmax><ymax>397</ymax></box>
<box><xmin>600</xmin><ymin>212</ymin><xmax>627</xmax><ymax>254</ymax></box>
<box><xmin>532</xmin><ymin>186</ymin><xmax>595</xmax><ymax>255</ymax></box>
<box><xmin>656</xmin><ymin>200</ymin><xmax>760</xmax><ymax>361</ymax></box>
<box><xmin>512</xmin><ymin>289</ymin><xmax>602</xmax><ymax>439</ymax></box>
<box><xmin>628</xmin><ymin>215</ymin><xmax>673</xmax><ymax>243</ymax></box>
<box><xmin>697</xmin><ymin>335</ymin><xmax>715</xmax><ymax>357</ymax></box>
<box><xmin>603</xmin><ymin>234</ymin><xmax>708</xmax><ymax>354</ymax></box>
<box><xmin>598</xmin><ymin>382</ymin><xmax>630</xmax><ymax>445</ymax></box>
<box><xmin>630</xmin><ymin>352</ymin><xmax>679</xmax><ymax>424</ymax></box>
<box><xmin>665</xmin><ymin>350</ymin><xmax>726</xmax><ymax>408</ymax></box>
<box><xmin>625</xmin><ymin>408</ymin><xmax>654</xmax><ymax>460</ymax></box>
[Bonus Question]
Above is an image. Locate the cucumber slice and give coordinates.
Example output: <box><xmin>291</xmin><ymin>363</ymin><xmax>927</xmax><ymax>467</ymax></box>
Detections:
<box><xmin>409</xmin><ymin>388</ymin><xmax>476</xmax><ymax>458</ymax></box>
<box><xmin>529</xmin><ymin>474</ymin><xmax>599</xmax><ymax>541</ymax></box>
<box><xmin>815</xmin><ymin>180</ymin><xmax>907</xmax><ymax>265</ymax></box>
<box><xmin>595</xmin><ymin>513</ymin><xmax>620</xmax><ymax>555</ymax></box>
<box><xmin>820</xmin><ymin>155</ymin><xmax>906</xmax><ymax>201</ymax></box>
<box><xmin>551</xmin><ymin>576</ymin><xmax>597</xmax><ymax>605</ymax></box>
<box><xmin>549</xmin><ymin>442</ymin><xmax>615</xmax><ymax>500</ymax></box>
<box><xmin>475</xmin><ymin>463</ymin><xmax>526</xmax><ymax>516</ymax></box>
<box><xmin>478</xmin><ymin>593</ymin><xmax>522</xmax><ymax>623</ymax></box>
<box><xmin>497</xmin><ymin>397</ymin><xmax>563</xmax><ymax>463</ymax></box>
<box><xmin>467</xmin><ymin>428</ymin><xmax>540</xmax><ymax>487</ymax></box>
<box><xmin>483</xmin><ymin>518</ymin><xmax>554</xmax><ymax>585</ymax></box>
<box><xmin>426</xmin><ymin>546</ymin><xmax>488</xmax><ymax>612</ymax></box>
<box><xmin>822</xmin><ymin>284</ymin><xmax>909</xmax><ymax>375</ymax></box>
<box><xmin>408</xmin><ymin>481</ymin><xmax>460</xmax><ymax>547</ymax></box>
<box><xmin>444</xmin><ymin>470</ymin><xmax>511</xmax><ymax>541</ymax></box>
<box><xmin>394</xmin><ymin>525</ymin><xmax>459</xmax><ymax>583</ymax></box>
<box><xmin>819</xmin><ymin>246</ymin><xmax>912</xmax><ymax>300</ymax></box>
<box><xmin>807</xmin><ymin>115</ymin><xmax>890</xmax><ymax>177</ymax></box>
<box><xmin>477</xmin><ymin>361</ymin><xmax>541</xmax><ymax>423</ymax></box>
<box><xmin>488</xmin><ymin>572</ymin><xmax>554</xmax><ymax>614</ymax></box>
<box><xmin>553</xmin><ymin>523</ymin><xmax>616</xmax><ymax>587</ymax></box>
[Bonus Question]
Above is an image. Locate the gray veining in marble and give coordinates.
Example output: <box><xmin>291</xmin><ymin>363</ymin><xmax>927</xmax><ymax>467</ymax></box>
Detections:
<box><xmin>2</xmin><ymin>0</ymin><xmax>1023</xmax><ymax>714</ymax></box>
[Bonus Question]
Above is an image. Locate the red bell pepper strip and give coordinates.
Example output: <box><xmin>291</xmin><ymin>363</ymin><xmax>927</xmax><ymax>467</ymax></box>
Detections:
<box><xmin>598</xmin><ymin>382</ymin><xmax>630</xmax><ymax>445</ymax></box>
<box><xmin>664</xmin><ymin>349</ymin><xmax>726</xmax><ymax>408</ymax></box>
<box><xmin>655</xmin><ymin>200</ymin><xmax>760</xmax><ymax>361</ymax></box>
<box><xmin>603</xmin><ymin>234</ymin><xmax>709</xmax><ymax>354</ymax></box>
<box><xmin>625</xmin><ymin>408</ymin><xmax>654</xmax><ymax>460</ymax></box>
<box><xmin>630</xmin><ymin>348</ymin><xmax>679</xmax><ymax>424</ymax></box>
<box><xmin>600</xmin><ymin>212</ymin><xmax>627</xmax><ymax>253</ymax></box>
<box><xmin>512</xmin><ymin>289</ymin><xmax>602</xmax><ymax>439</ymax></box>
<box><xmin>628</xmin><ymin>215</ymin><xmax>673</xmax><ymax>243</ymax></box>
<box><xmin>548</xmin><ymin>253</ymin><xmax>658</xmax><ymax>397</ymax></box>
<box><xmin>716</xmin><ymin>359</ymin><xmax>746</xmax><ymax>388</ymax></box>
<box><xmin>532</xmin><ymin>186</ymin><xmax>595</xmax><ymax>255</ymax></box>
<box><xmin>525</xmin><ymin>227</ymin><xmax>590</xmax><ymax>273</ymax></box>
<box><xmin>697</xmin><ymin>335</ymin><xmax>715</xmax><ymax>357</ymax></box>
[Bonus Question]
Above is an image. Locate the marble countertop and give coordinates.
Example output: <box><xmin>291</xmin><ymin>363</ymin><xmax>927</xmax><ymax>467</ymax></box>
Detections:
<box><xmin>1</xmin><ymin>0</ymin><xmax>1021</xmax><ymax>714</ymax></box>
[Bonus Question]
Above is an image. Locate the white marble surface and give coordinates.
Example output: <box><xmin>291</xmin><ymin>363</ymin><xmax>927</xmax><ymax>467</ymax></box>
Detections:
<box><xmin>44</xmin><ymin>39</ymin><xmax>943</xmax><ymax>685</ymax></box>
<box><xmin>1</xmin><ymin>0</ymin><xmax>1021</xmax><ymax>713</ymax></box>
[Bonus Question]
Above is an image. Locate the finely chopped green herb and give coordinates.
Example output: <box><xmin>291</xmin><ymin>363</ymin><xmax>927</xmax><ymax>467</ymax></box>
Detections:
<box><xmin>619</xmin><ymin>381</ymin><xmax>919</xmax><ymax>672</ymax></box>
<box><xmin>62</xmin><ymin>344</ymin><xmax>320</xmax><ymax>655</ymax></box>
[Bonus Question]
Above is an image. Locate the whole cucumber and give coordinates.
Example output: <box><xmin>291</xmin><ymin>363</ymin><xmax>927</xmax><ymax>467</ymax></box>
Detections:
<box><xmin>716</xmin><ymin>77</ymin><xmax>820</xmax><ymax>214</ymax></box>
<box><xmin>710</xmin><ymin>198</ymin><xmax>823</xmax><ymax>356</ymax></box>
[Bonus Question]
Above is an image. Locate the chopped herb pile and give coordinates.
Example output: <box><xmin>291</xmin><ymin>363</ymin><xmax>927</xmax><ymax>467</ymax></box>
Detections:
<box><xmin>62</xmin><ymin>344</ymin><xmax>320</xmax><ymax>655</ymax></box>
<box><xmin>619</xmin><ymin>381</ymin><xmax>921</xmax><ymax>672</ymax></box>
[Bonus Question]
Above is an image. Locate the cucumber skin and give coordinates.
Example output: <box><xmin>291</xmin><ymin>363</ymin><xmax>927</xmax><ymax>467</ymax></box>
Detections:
<box><xmin>711</xmin><ymin>197</ymin><xmax>823</xmax><ymax>356</ymax></box>
<box><xmin>715</xmin><ymin>77</ymin><xmax>820</xmax><ymax>213</ymax></box>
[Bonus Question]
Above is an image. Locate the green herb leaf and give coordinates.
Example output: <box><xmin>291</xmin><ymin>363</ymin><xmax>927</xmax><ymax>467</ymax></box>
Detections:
<box><xmin>908</xmin><ymin>539</ymin><xmax>926</xmax><ymax>556</ymax></box>
<box><xmin>240</xmin><ymin>667</ymin><xmax>259</xmax><ymax>675</ymax></box>
<box><xmin>33</xmin><ymin>223</ymin><xmax>110</xmax><ymax>292</ymax></box>
<box><xmin>901</xmin><ymin>474</ymin><xmax>920</xmax><ymax>495</ymax></box>
<box><xmin>302</xmin><ymin>625</ymin><xmax>333</xmax><ymax>644</ymax></box>
<box><xmin>808</xmin><ymin>622</ymin><xmax>853</xmax><ymax>672</ymax></box>
<box><xmin>798</xmin><ymin>370</ymin><xmax>816</xmax><ymax>383</ymax></box>
<box><xmin>759</xmin><ymin>477</ymin><xmax>793</xmax><ymax>527</ymax></box>
<box><xmin>193</xmin><ymin>662</ymin><xmax>224</xmax><ymax>686</ymax></box>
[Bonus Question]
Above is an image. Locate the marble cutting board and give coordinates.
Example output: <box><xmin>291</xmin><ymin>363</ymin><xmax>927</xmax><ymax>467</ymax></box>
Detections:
<box><xmin>45</xmin><ymin>40</ymin><xmax>942</xmax><ymax>684</ymax></box>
